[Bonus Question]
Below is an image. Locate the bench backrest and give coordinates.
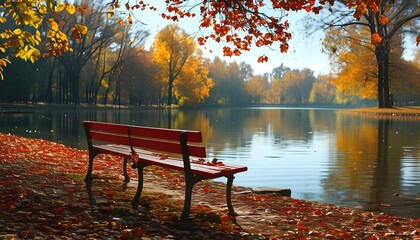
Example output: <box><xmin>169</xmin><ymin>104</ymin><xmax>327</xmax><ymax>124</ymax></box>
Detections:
<box><xmin>83</xmin><ymin>121</ymin><xmax>206</xmax><ymax>158</ymax></box>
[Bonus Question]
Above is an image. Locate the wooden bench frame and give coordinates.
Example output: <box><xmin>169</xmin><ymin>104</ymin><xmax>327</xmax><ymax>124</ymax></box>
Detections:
<box><xmin>83</xmin><ymin>121</ymin><xmax>247</xmax><ymax>221</ymax></box>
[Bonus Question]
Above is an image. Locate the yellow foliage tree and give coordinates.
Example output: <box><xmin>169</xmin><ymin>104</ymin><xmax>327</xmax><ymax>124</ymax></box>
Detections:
<box><xmin>244</xmin><ymin>75</ymin><xmax>269</xmax><ymax>104</ymax></box>
<box><xmin>325</xmin><ymin>26</ymin><xmax>420</xmax><ymax>104</ymax></box>
<box><xmin>325</xmin><ymin>27</ymin><xmax>381</xmax><ymax>99</ymax></box>
<box><xmin>152</xmin><ymin>24</ymin><xmax>213</xmax><ymax>106</ymax></box>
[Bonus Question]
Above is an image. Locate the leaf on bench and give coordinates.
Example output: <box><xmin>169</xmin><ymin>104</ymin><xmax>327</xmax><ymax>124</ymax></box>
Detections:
<box><xmin>152</xmin><ymin>153</ymin><xmax>169</xmax><ymax>160</ymax></box>
<box><xmin>192</xmin><ymin>158</ymin><xmax>225</xmax><ymax>166</ymax></box>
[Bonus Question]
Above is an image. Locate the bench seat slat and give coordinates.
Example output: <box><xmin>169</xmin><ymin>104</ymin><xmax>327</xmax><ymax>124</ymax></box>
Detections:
<box><xmin>92</xmin><ymin>144</ymin><xmax>246</xmax><ymax>179</ymax></box>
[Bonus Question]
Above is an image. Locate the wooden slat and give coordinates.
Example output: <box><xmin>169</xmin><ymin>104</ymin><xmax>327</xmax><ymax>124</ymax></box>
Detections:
<box><xmin>91</xmin><ymin>133</ymin><xmax>205</xmax><ymax>158</ymax></box>
<box><xmin>90</xmin><ymin>131</ymin><xmax>130</xmax><ymax>145</ymax></box>
<box><xmin>84</xmin><ymin>121</ymin><xmax>203</xmax><ymax>143</ymax></box>
<box><xmin>92</xmin><ymin>144</ymin><xmax>247</xmax><ymax>179</ymax></box>
<box><xmin>129</xmin><ymin>126</ymin><xmax>203</xmax><ymax>143</ymax></box>
<box><xmin>86</xmin><ymin>121</ymin><xmax>128</xmax><ymax>134</ymax></box>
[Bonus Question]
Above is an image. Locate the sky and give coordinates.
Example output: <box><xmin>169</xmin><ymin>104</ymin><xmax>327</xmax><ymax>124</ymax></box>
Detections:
<box><xmin>131</xmin><ymin>2</ymin><xmax>331</xmax><ymax>77</ymax></box>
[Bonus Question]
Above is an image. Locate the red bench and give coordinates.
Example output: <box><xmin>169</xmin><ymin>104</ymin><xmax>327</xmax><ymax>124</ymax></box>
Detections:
<box><xmin>83</xmin><ymin>121</ymin><xmax>248</xmax><ymax>221</ymax></box>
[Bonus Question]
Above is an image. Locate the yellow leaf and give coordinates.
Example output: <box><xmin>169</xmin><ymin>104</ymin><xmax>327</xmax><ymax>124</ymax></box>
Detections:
<box><xmin>107</xmin><ymin>12</ymin><xmax>114</xmax><ymax>18</ymax></box>
<box><xmin>117</xmin><ymin>18</ymin><xmax>125</xmax><ymax>26</ymax></box>
<box><xmin>13</xmin><ymin>29</ymin><xmax>22</xmax><ymax>35</ymax></box>
<box><xmin>35</xmin><ymin>30</ymin><xmax>41</xmax><ymax>42</ymax></box>
<box><xmin>47</xmin><ymin>0</ymin><xmax>56</xmax><ymax>11</ymax></box>
<box><xmin>75</xmin><ymin>24</ymin><xmax>88</xmax><ymax>35</ymax></box>
<box><xmin>66</xmin><ymin>4</ymin><xmax>76</xmax><ymax>14</ymax></box>
<box><xmin>48</xmin><ymin>18</ymin><xmax>59</xmax><ymax>30</ymax></box>
<box><xmin>39</xmin><ymin>4</ymin><xmax>48</xmax><ymax>14</ymax></box>
<box><xmin>56</xmin><ymin>3</ymin><xmax>65</xmax><ymax>12</ymax></box>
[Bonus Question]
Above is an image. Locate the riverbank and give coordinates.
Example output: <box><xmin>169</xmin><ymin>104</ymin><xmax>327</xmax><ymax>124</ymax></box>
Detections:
<box><xmin>1</xmin><ymin>133</ymin><xmax>419</xmax><ymax>239</ymax></box>
<box><xmin>344</xmin><ymin>106</ymin><xmax>420</xmax><ymax>118</ymax></box>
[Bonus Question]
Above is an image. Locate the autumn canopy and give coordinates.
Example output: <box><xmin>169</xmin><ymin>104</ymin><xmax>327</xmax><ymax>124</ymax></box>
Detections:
<box><xmin>0</xmin><ymin>0</ymin><xmax>420</xmax><ymax>70</ymax></box>
<box><xmin>108</xmin><ymin>0</ymin><xmax>420</xmax><ymax>60</ymax></box>
<box><xmin>0</xmin><ymin>0</ymin><xmax>419</xmax><ymax>79</ymax></box>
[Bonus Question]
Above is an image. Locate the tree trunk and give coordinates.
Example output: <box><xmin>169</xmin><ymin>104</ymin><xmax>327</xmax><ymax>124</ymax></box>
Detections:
<box><xmin>375</xmin><ymin>46</ymin><xmax>384</xmax><ymax>108</ymax></box>
<box><xmin>375</xmin><ymin>43</ymin><xmax>392</xmax><ymax>108</ymax></box>
<box><xmin>46</xmin><ymin>59</ymin><xmax>56</xmax><ymax>104</ymax></box>
<box><xmin>167</xmin><ymin>76</ymin><xmax>174</xmax><ymax>106</ymax></box>
<box><xmin>167</xmin><ymin>83</ymin><xmax>173</xmax><ymax>106</ymax></box>
<box><xmin>383</xmin><ymin>44</ymin><xmax>391</xmax><ymax>108</ymax></box>
<box><xmin>70</xmin><ymin>70</ymin><xmax>81</xmax><ymax>105</ymax></box>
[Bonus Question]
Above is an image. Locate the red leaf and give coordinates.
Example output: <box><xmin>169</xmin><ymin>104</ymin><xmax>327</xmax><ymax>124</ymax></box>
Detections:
<box><xmin>296</xmin><ymin>221</ymin><xmax>307</xmax><ymax>230</ymax></box>
<box><xmin>107</xmin><ymin>190</ymin><xmax>115</xmax><ymax>197</ymax></box>
<box><xmin>134</xmin><ymin>227</ymin><xmax>143</xmax><ymax>237</ymax></box>
<box><xmin>54</xmin><ymin>207</ymin><xmax>63</xmax><ymax>215</ymax></box>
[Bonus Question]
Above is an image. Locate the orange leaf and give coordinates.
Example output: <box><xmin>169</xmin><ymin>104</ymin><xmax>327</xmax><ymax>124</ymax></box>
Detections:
<box><xmin>280</xmin><ymin>44</ymin><xmax>288</xmax><ymax>53</ymax></box>
<box><xmin>312</xmin><ymin>6</ymin><xmax>321</xmax><ymax>14</ymax></box>
<box><xmin>257</xmin><ymin>55</ymin><xmax>268</xmax><ymax>63</ymax></box>
<box><xmin>197</xmin><ymin>36</ymin><xmax>205</xmax><ymax>45</ymax></box>
<box><xmin>223</xmin><ymin>46</ymin><xmax>233</xmax><ymax>57</ymax></box>
<box><xmin>77</xmin><ymin>5</ymin><xmax>88</xmax><ymax>16</ymax></box>
<box><xmin>233</xmin><ymin>49</ymin><xmax>241</xmax><ymax>56</ymax></box>
<box><xmin>379</xmin><ymin>15</ymin><xmax>388</xmax><ymax>25</ymax></box>
<box><xmin>416</xmin><ymin>34</ymin><xmax>420</xmax><ymax>46</ymax></box>
<box><xmin>371</xmin><ymin>32</ymin><xmax>382</xmax><ymax>45</ymax></box>
<box><xmin>70</xmin><ymin>28</ymin><xmax>82</xmax><ymax>42</ymax></box>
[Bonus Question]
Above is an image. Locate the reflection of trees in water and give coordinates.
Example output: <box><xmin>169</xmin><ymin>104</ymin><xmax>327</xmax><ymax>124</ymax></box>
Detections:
<box><xmin>200</xmin><ymin>108</ymin><xmax>317</xmax><ymax>152</ymax></box>
<box><xmin>203</xmin><ymin>108</ymin><xmax>253</xmax><ymax>152</ymax></box>
<box><xmin>327</xmin><ymin>114</ymin><xmax>420</xmax><ymax>216</ymax></box>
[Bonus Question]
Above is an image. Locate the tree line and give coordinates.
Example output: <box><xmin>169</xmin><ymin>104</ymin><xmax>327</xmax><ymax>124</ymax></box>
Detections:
<box><xmin>1</xmin><ymin>1</ymin><xmax>419</xmax><ymax>107</ymax></box>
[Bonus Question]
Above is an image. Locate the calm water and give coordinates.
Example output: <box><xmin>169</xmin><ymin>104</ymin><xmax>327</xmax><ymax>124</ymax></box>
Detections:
<box><xmin>1</xmin><ymin>106</ymin><xmax>419</xmax><ymax>218</ymax></box>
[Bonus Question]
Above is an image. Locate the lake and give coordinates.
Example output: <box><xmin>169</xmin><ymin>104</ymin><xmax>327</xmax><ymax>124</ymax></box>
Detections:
<box><xmin>1</xmin><ymin>105</ymin><xmax>419</xmax><ymax>218</ymax></box>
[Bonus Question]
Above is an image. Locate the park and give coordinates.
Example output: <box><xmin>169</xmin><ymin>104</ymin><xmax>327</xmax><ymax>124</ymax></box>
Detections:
<box><xmin>1</xmin><ymin>1</ymin><xmax>420</xmax><ymax>239</ymax></box>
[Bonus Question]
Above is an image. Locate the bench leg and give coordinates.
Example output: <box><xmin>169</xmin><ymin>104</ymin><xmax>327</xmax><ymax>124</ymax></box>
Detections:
<box><xmin>84</xmin><ymin>152</ymin><xmax>97</xmax><ymax>184</ymax></box>
<box><xmin>123</xmin><ymin>158</ymin><xmax>130</xmax><ymax>183</ymax></box>
<box><xmin>180</xmin><ymin>177</ymin><xmax>201</xmax><ymax>222</ymax></box>
<box><xmin>226</xmin><ymin>175</ymin><xmax>237</xmax><ymax>217</ymax></box>
<box><xmin>131</xmin><ymin>163</ymin><xmax>146</xmax><ymax>208</ymax></box>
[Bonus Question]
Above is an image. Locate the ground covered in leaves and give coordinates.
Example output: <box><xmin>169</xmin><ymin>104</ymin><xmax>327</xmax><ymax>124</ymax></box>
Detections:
<box><xmin>1</xmin><ymin>133</ymin><xmax>419</xmax><ymax>239</ymax></box>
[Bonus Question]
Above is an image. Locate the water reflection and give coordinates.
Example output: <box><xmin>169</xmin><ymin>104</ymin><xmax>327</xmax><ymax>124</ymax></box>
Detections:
<box><xmin>0</xmin><ymin>106</ymin><xmax>419</xmax><ymax>218</ymax></box>
<box><xmin>329</xmin><ymin>115</ymin><xmax>420</xmax><ymax>218</ymax></box>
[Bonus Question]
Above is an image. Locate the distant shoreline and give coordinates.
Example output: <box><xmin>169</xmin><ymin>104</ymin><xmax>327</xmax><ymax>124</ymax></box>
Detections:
<box><xmin>1</xmin><ymin>103</ymin><xmax>420</xmax><ymax>116</ymax></box>
<box><xmin>343</xmin><ymin>106</ymin><xmax>420</xmax><ymax>118</ymax></box>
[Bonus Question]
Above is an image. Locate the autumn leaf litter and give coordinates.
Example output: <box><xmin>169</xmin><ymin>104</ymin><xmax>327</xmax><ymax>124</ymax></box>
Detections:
<box><xmin>0</xmin><ymin>133</ymin><xmax>419</xmax><ymax>239</ymax></box>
